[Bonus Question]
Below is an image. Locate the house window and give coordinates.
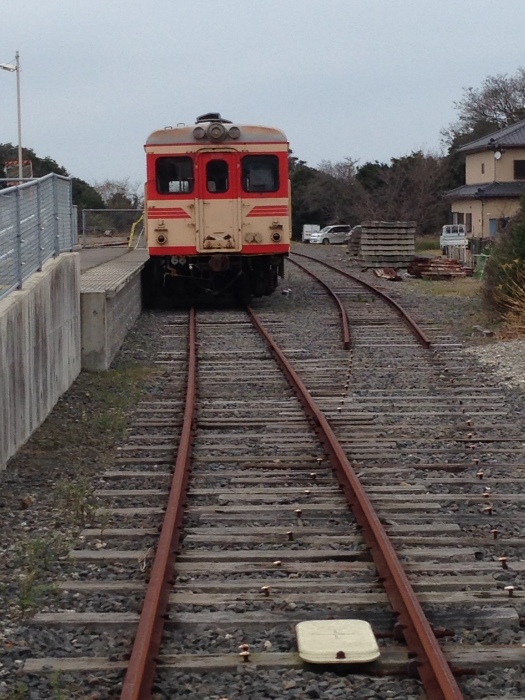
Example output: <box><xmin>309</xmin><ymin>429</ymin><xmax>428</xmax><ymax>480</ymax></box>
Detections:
<box><xmin>456</xmin><ymin>213</ymin><xmax>464</xmax><ymax>224</ymax></box>
<box><xmin>514</xmin><ymin>160</ymin><xmax>525</xmax><ymax>179</ymax></box>
<box><xmin>481</xmin><ymin>163</ymin><xmax>485</xmax><ymax>174</ymax></box>
<box><xmin>466</xmin><ymin>213</ymin><xmax>472</xmax><ymax>233</ymax></box>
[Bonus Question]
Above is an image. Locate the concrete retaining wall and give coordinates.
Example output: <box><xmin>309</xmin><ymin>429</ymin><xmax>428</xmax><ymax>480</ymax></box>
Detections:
<box><xmin>80</xmin><ymin>261</ymin><xmax>143</xmax><ymax>371</ymax></box>
<box><xmin>0</xmin><ymin>254</ymin><xmax>81</xmax><ymax>471</ymax></box>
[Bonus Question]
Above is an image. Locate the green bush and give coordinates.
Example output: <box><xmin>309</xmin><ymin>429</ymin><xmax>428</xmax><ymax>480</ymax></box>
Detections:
<box><xmin>483</xmin><ymin>191</ymin><xmax>525</xmax><ymax>314</ymax></box>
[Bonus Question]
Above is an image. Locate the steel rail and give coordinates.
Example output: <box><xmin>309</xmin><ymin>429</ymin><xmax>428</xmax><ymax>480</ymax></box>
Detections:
<box><xmin>248</xmin><ymin>306</ymin><xmax>463</xmax><ymax>700</ymax></box>
<box><xmin>287</xmin><ymin>257</ymin><xmax>350</xmax><ymax>349</ymax></box>
<box><xmin>120</xmin><ymin>308</ymin><xmax>197</xmax><ymax>700</ymax></box>
<box><xmin>290</xmin><ymin>251</ymin><xmax>432</xmax><ymax>349</ymax></box>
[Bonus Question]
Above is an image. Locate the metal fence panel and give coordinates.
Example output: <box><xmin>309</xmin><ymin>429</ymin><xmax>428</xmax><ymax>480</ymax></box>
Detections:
<box><xmin>39</xmin><ymin>177</ymin><xmax>58</xmax><ymax>263</ymax></box>
<box><xmin>19</xmin><ymin>182</ymin><xmax>41</xmax><ymax>280</ymax></box>
<box><xmin>0</xmin><ymin>174</ymin><xmax>77</xmax><ymax>300</ymax></box>
<box><xmin>0</xmin><ymin>188</ymin><xmax>19</xmax><ymax>297</ymax></box>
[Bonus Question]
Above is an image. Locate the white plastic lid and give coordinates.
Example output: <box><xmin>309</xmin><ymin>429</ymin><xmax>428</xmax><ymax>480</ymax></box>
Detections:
<box><xmin>296</xmin><ymin>619</ymin><xmax>380</xmax><ymax>664</ymax></box>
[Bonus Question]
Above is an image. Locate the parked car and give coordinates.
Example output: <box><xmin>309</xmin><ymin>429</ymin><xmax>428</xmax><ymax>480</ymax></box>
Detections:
<box><xmin>301</xmin><ymin>224</ymin><xmax>320</xmax><ymax>243</ymax></box>
<box><xmin>310</xmin><ymin>225</ymin><xmax>352</xmax><ymax>245</ymax></box>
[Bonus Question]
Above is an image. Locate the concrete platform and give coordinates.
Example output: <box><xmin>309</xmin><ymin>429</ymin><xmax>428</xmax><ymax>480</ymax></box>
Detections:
<box><xmin>79</xmin><ymin>245</ymin><xmax>139</xmax><ymax>272</ymax></box>
<box><xmin>79</xmin><ymin>247</ymin><xmax>149</xmax><ymax>371</ymax></box>
<box><xmin>0</xmin><ymin>246</ymin><xmax>149</xmax><ymax>471</ymax></box>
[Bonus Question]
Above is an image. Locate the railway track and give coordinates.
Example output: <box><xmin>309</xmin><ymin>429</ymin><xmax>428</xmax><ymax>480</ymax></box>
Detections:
<box><xmin>13</xmin><ymin>252</ymin><xmax>525</xmax><ymax>698</ymax></box>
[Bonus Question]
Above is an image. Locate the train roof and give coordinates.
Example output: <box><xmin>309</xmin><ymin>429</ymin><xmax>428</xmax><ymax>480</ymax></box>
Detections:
<box><xmin>145</xmin><ymin>115</ymin><xmax>287</xmax><ymax>147</ymax></box>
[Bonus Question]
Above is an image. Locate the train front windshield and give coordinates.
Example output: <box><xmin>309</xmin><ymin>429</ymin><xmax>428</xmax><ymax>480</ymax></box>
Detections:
<box><xmin>156</xmin><ymin>156</ymin><xmax>194</xmax><ymax>194</ymax></box>
<box><xmin>241</xmin><ymin>155</ymin><xmax>279</xmax><ymax>192</ymax></box>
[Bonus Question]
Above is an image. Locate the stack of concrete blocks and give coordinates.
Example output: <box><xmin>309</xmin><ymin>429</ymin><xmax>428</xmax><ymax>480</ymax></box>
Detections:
<box><xmin>353</xmin><ymin>221</ymin><xmax>416</xmax><ymax>268</ymax></box>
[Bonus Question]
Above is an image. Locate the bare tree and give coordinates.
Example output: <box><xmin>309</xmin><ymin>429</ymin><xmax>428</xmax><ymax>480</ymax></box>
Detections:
<box><xmin>93</xmin><ymin>178</ymin><xmax>143</xmax><ymax>209</ymax></box>
<box><xmin>293</xmin><ymin>151</ymin><xmax>447</xmax><ymax>234</ymax></box>
<box><xmin>353</xmin><ymin>151</ymin><xmax>448</xmax><ymax>234</ymax></box>
<box><xmin>303</xmin><ymin>158</ymin><xmax>359</xmax><ymax>224</ymax></box>
<box><xmin>443</xmin><ymin>67</ymin><xmax>525</xmax><ymax>145</ymax></box>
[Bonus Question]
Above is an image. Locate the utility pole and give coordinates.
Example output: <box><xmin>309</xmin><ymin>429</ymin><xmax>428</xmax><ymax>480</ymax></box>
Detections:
<box><xmin>0</xmin><ymin>51</ymin><xmax>23</xmax><ymax>180</ymax></box>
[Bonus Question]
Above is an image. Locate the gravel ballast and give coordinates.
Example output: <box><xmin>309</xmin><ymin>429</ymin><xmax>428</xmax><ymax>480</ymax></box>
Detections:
<box><xmin>2</xmin><ymin>243</ymin><xmax>525</xmax><ymax>698</ymax></box>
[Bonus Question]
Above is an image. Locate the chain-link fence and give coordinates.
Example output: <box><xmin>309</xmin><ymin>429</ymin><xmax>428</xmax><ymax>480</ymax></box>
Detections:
<box><xmin>81</xmin><ymin>208</ymin><xmax>144</xmax><ymax>247</ymax></box>
<box><xmin>0</xmin><ymin>174</ymin><xmax>77</xmax><ymax>300</ymax></box>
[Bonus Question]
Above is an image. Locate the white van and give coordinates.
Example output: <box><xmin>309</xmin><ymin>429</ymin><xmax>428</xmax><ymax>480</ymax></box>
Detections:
<box><xmin>302</xmin><ymin>225</ymin><xmax>320</xmax><ymax>243</ymax></box>
<box><xmin>440</xmin><ymin>224</ymin><xmax>467</xmax><ymax>248</ymax></box>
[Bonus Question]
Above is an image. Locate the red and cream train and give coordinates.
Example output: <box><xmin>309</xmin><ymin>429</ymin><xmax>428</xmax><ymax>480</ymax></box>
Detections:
<box><xmin>143</xmin><ymin>113</ymin><xmax>291</xmax><ymax>302</ymax></box>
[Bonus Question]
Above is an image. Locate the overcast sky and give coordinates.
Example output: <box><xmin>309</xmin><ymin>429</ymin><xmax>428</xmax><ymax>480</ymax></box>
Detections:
<box><xmin>1</xmin><ymin>0</ymin><xmax>524</xmax><ymax>190</ymax></box>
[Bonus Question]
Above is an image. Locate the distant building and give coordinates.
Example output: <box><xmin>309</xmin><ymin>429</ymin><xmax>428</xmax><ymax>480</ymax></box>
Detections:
<box><xmin>445</xmin><ymin>118</ymin><xmax>525</xmax><ymax>238</ymax></box>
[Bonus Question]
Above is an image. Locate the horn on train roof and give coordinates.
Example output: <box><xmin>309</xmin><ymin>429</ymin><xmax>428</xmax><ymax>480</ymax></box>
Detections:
<box><xmin>195</xmin><ymin>112</ymin><xmax>232</xmax><ymax>124</ymax></box>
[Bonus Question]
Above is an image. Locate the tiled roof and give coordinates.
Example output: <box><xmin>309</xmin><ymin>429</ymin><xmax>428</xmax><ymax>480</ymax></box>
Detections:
<box><xmin>459</xmin><ymin>118</ymin><xmax>525</xmax><ymax>152</ymax></box>
<box><xmin>445</xmin><ymin>181</ymin><xmax>525</xmax><ymax>199</ymax></box>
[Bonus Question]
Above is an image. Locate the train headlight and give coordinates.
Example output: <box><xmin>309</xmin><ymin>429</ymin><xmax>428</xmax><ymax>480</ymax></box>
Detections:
<box><xmin>228</xmin><ymin>126</ymin><xmax>241</xmax><ymax>139</ymax></box>
<box><xmin>271</xmin><ymin>232</ymin><xmax>282</xmax><ymax>242</ymax></box>
<box><xmin>157</xmin><ymin>234</ymin><xmax>167</xmax><ymax>245</ymax></box>
<box><xmin>207</xmin><ymin>122</ymin><xmax>227</xmax><ymax>142</ymax></box>
<box><xmin>193</xmin><ymin>126</ymin><xmax>206</xmax><ymax>139</ymax></box>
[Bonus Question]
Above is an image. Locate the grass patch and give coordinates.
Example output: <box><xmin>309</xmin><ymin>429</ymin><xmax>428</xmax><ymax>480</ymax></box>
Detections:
<box><xmin>54</xmin><ymin>476</ymin><xmax>98</xmax><ymax>528</ymax></box>
<box><xmin>404</xmin><ymin>276</ymin><xmax>482</xmax><ymax>298</ymax></box>
<box><xmin>83</xmin><ymin>365</ymin><xmax>154</xmax><ymax>440</ymax></box>
<box><xmin>402</xmin><ymin>275</ymin><xmax>500</xmax><ymax>337</ymax></box>
<box><xmin>29</xmin><ymin>364</ymin><xmax>155</xmax><ymax>453</ymax></box>
<box><xmin>14</xmin><ymin>534</ymin><xmax>69</xmax><ymax>573</ymax></box>
<box><xmin>4</xmin><ymin>681</ymin><xmax>31</xmax><ymax>699</ymax></box>
<box><xmin>415</xmin><ymin>236</ymin><xmax>440</xmax><ymax>255</ymax></box>
<box><xmin>4</xmin><ymin>676</ymin><xmax>78</xmax><ymax>700</ymax></box>
<box><xmin>11</xmin><ymin>534</ymin><xmax>69</xmax><ymax>616</ymax></box>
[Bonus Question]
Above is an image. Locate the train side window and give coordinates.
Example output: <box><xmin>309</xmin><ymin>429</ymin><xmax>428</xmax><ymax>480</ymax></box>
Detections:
<box><xmin>156</xmin><ymin>156</ymin><xmax>194</xmax><ymax>195</ymax></box>
<box><xmin>242</xmin><ymin>155</ymin><xmax>279</xmax><ymax>192</ymax></box>
<box><xmin>206</xmin><ymin>159</ymin><xmax>229</xmax><ymax>193</ymax></box>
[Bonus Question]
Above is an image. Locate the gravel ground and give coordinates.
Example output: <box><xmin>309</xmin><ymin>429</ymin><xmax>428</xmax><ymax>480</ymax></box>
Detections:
<box><xmin>1</xmin><ymin>242</ymin><xmax>525</xmax><ymax>698</ymax></box>
<box><xmin>298</xmin><ymin>242</ymin><xmax>525</xmax><ymax>397</ymax></box>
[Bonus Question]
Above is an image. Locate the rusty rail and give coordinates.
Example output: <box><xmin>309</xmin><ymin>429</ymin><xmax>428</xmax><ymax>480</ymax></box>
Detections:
<box><xmin>287</xmin><ymin>256</ymin><xmax>350</xmax><ymax>349</ymax></box>
<box><xmin>248</xmin><ymin>306</ymin><xmax>462</xmax><ymax>700</ymax></box>
<box><xmin>291</xmin><ymin>251</ymin><xmax>432</xmax><ymax>349</ymax></box>
<box><xmin>120</xmin><ymin>308</ymin><xmax>197</xmax><ymax>700</ymax></box>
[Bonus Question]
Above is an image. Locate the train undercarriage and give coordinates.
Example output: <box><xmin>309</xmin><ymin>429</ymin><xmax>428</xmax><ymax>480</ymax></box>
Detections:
<box><xmin>142</xmin><ymin>253</ymin><xmax>285</xmax><ymax>306</ymax></box>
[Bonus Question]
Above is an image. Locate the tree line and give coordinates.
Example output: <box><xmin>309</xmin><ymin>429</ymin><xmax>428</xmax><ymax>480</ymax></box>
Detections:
<box><xmin>290</xmin><ymin>66</ymin><xmax>525</xmax><ymax>238</ymax></box>
<box><xmin>0</xmin><ymin>143</ymin><xmax>141</xmax><ymax>213</ymax></box>
<box><xmin>289</xmin><ymin>151</ymin><xmax>451</xmax><ymax>238</ymax></box>
<box><xmin>2</xmin><ymin>66</ymin><xmax>525</xmax><ymax>238</ymax></box>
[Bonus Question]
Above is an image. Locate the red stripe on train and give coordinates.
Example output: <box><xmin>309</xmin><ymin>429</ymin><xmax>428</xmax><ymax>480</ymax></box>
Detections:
<box><xmin>247</xmin><ymin>206</ymin><xmax>289</xmax><ymax>217</ymax></box>
<box><xmin>147</xmin><ymin>208</ymin><xmax>191</xmax><ymax>219</ymax></box>
<box><xmin>148</xmin><ymin>244</ymin><xmax>289</xmax><ymax>256</ymax></box>
<box><xmin>241</xmin><ymin>243</ymin><xmax>289</xmax><ymax>253</ymax></box>
<box><xmin>149</xmin><ymin>247</ymin><xmax>198</xmax><ymax>255</ymax></box>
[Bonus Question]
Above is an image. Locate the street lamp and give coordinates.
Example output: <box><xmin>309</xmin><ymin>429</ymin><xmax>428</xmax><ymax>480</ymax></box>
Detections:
<box><xmin>0</xmin><ymin>51</ymin><xmax>23</xmax><ymax>181</ymax></box>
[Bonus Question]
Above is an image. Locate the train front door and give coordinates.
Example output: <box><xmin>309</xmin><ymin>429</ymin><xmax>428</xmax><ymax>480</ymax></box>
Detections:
<box><xmin>196</xmin><ymin>153</ymin><xmax>241</xmax><ymax>252</ymax></box>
